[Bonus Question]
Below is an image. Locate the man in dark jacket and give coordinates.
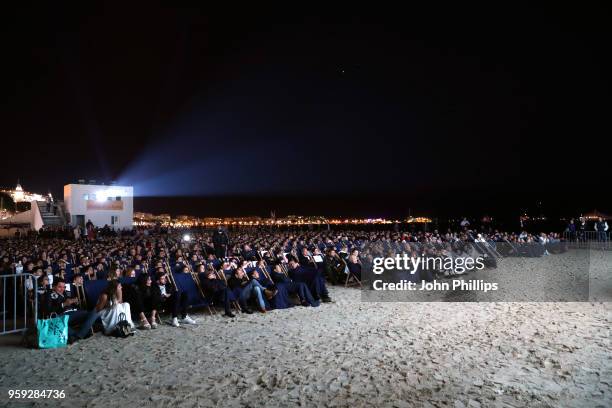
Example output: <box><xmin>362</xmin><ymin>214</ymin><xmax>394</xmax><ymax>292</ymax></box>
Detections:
<box><xmin>241</xmin><ymin>244</ymin><xmax>258</xmax><ymax>261</ymax></box>
<box><xmin>269</xmin><ymin>264</ymin><xmax>319</xmax><ymax>307</ymax></box>
<box><xmin>287</xmin><ymin>259</ymin><xmax>332</xmax><ymax>303</ymax></box>
<box><xmin>228</xmin><ymin>267</ymin><xmax>272</xmax><ymax>313</ymax></box>
<box><xmin>595</xmin><ymin>217</ymin><xmax>609</xmax><ymax>248</ymax></box>
<box><xmin>155</xmin><ymin>273</ymin><xmax>190</xmax><ymax>325</ymax></box>
<box><xmin>298</xmin><ymin>247</ymin><xmax>316</xmax><ymax>268</ymax></box>
<box><xmin>578</xmin><ymin>217</ymin><xmax>587</xmax><ymax>242</ymax></box>
<box><xmin>567</xmin><ymin>219</ymin><xmax>577</xmax><ymax>241</ymax></box>
<box><xmin>323</xmin><ymin>248</ymin><xmax>345</xmax><ymax>285</ymax></box>
<box><xmin>201</xmin><ymin>269</ymin><xmax>235</xmax><ymax>317</ymax></box>
<box><xmin>212</xmin><ymin>227</ymin><xmax>229</xmax><ymax>259</ymax></box>
<box><xmin>43</xmin><ymin>278</ymin><xmax>100</xmax><ymax>343</ymax></box>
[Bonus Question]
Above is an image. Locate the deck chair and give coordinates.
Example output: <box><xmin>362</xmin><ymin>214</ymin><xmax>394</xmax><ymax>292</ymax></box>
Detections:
<box><xmin>214</xmin><ymin>270</ymin><xmax>241</xmax><ymax>313</ymax></box>
<box><xmin>73</xmin><ymin>283</ymin><xmax>88</xmax><ymax>309</ymax></box>
<box><xmin>172</xmin><ymin>273</ymin><xmax>213</xmax><ymax>316</ymax></box>
<box><xmin>83</xmin><ymin>280</ymin><xmax>109</xmax><ymax>310</ymax></box>
<box><xmin>345</xmin><ymin>262</ymin><xmax>363</xmax><ymax>288</ymax></box>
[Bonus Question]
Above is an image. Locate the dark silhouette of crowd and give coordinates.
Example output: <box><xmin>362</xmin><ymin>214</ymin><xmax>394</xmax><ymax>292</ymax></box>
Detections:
<box><xmin>0</xmin><ymin>224</ymin><xmax>578</xmax><ymax>344</ymax></box>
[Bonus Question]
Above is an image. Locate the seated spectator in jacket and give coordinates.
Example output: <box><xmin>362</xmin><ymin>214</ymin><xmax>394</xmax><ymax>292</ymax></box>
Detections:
<box><xmin>288</xmin><ymin>259</ymin><xmax>332</xmax><ymax>303</ymax></box>
<box><xmin>123</xmin><ymin>267</ymin><xmax>136</xmax><ymax>278</ymax></box>
<box><xmin>249</xmin><ymin>262</ymin><xmax>278</xmax><ymax>297</ymax></box>
<box><xmin>109</xmin><ymin>266</ymin><xmax>123</xmax><ymax>280</ymax></box>
<box><xmin>201</xmin><ymin>269</ymin><xmax>235</xmax><ymax>318</ymax></box>
<box><xmin>53</xmin><ymin>267</ymin><xmax>66</xmax><ymax>283</ymax></box>
<box><xmin>72</xmin><ymin>273</ymin><xmax>84</xmax><ymax>295</ymax></box>
<box><xmin>174</xmin><ymin>257</ymin><xmax>187</xmax><ymax>273</ymax></box>
<box><xmin>38</xmin><ymin>274</ymin><xmax>50</xmax><ymax>293</ymax></box>
<box><xmin>220</xmin><ymin>261</ymin><xmax>234</xmax><ymax>279</ymax></box>
<box><xmin>242</xmin><ymin>244</ymin><xmax>258</xmax><ymax>261</ymax></box>
<box><xmin>25</xmin><ymin>267</ymin><xmax>43</xmax><ymax>296</ymax></box>
<box><xmin>83</xmin><ymin>265</ymin><xmax>96</xmax><ymax>281</ymax></box>
<box><xmin>43</xmin><ymin>265</ymin><xmax>54</xmax><ymax>282</ymax></box>
<box><xmin>177</xmin><ymin>264</ymin><xmax>190</xmax><ymax>274</ymax></box>
<box><xmin>122</xmin><ymin>274</ymin><xmax>155</xmax><ymax>330</ymax></box>
<box><xmin>324</xmin><ymin>248</ymin><xmax>346</xmax><ymax>285</ymax></box>
<box><xmin>95</xmin><ymin>263</ymin><xmax>107</xmax><ymax>280</ymax></box>
<box><xmin>155</xmin><ymin>272</ymin><xmax>195</xmax><ymax>327</ymax></box>
<box><xmin>43</xmin><ymin>278</ymin><xmax>100</xmax><ymax>343</ymax></box>
<box><xmin>189</xmin><ymin>254</ymin><xmax>200</xmax><ymax>270</ymax></box>
<box><xmin>133</xmin><ymin>263</ymin><xmax>144</xmax><ymax>275</ymax></box>
<box><xmin>228</xmin><ymin>266</ymin><xmax>272</xmax><ymax>313</ymax></box>
<box><xmin>269</xmin><ymin>264</ymin><xmax>319</xmax><ymax>307</ymax></box>
<box><xmin>347</xmin><ymin>249</ymin><xmax>362</xmax><ymax>281</ymax></box>
<box><xmin>298</xmin><ymin>247</ymin><xmax>317</xmax><ymax>268</ymax></box>
<box><xmin>129</xmin><ymin>274</ymin><xmax>161</xmax><ymax>329</ymax></box>
<box><xmin>312</xmin><ymin>247</ymin><xmax>324</xmax><ymax>265</ymax></box>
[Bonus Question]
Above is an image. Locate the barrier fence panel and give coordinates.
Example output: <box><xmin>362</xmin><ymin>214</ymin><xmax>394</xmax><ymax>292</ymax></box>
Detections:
<box><xmin>0</xmin><ymin>273</ymin><xmax>38</xmax><ymax>336</ymax></box>
<box><xmin>562</xmin><ymin>231</ymin><xmax>611</xmax><ymax>249</ymax></box>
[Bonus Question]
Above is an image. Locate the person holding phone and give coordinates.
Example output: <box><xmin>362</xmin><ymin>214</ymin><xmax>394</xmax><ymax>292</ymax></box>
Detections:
<box><xmin>43</xmin><ymin>278</ymin><xmax>100</xmax><ymax>343</ymax></box>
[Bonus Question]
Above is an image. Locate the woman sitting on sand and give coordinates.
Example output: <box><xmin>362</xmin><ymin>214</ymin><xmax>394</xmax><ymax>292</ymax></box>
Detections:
<box><xmin>95</xmin><ymin>280</ymin><xmax>135</xmax><ymax>335</ymax></box>
<box><xmin>128</xmin><ymin>274</ymin><xmax>160</xmax><ymax>329</ymax></box>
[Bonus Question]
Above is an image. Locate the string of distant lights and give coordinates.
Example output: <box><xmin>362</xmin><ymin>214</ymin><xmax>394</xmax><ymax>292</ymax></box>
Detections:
<box><xmin>133</xmin><ymin>216</ymin><xmax>434</xmax><ymax>228</ymax></box>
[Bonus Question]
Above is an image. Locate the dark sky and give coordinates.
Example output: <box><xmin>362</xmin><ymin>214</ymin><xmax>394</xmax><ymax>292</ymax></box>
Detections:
<box><xmin>2</xmin><ymin>4</ymin><xmax>610</xmax><ymax>218</ymax></box>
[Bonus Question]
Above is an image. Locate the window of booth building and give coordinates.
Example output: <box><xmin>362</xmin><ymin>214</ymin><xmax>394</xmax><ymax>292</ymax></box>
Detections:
<box><xmin>115</xmin><ymin>196</ymin><xmax>121</xmax><ymax>201</ymax></box>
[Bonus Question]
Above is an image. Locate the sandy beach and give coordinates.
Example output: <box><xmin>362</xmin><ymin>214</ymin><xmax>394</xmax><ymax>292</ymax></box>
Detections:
<box><xmin>0</xmin><ymin>251</ymin><xmax>610</xmax><ymax>407</ymax></box>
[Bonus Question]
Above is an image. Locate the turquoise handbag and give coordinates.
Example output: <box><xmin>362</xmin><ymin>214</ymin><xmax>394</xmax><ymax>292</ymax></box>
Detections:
<box><xmin>37</xmin><ymin>313</ymin><xmax>69</xmax><ymax>349</ymax></box>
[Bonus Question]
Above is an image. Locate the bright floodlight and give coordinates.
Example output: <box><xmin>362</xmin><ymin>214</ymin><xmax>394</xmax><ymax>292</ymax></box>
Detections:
<box><xmin>183</xmin><ymin>234</ymin><xmax>191</xmax><ymax>242</ymax></box>
<box><xmin>95</xmin><ymin>192</ymin><xmax>107</xmax><ymax>202</ymax></box>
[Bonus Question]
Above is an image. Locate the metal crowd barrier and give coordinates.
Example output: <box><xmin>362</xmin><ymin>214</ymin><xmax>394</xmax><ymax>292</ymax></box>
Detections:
<box><xmin>0</xmin><ymin>273</ymin><xmax>38</xmax><ymax>336</ymax></box>
<box><xmin>562</xmin><ymin>231</ymin><xmax>611</xmax><ymax>249</ymax></box>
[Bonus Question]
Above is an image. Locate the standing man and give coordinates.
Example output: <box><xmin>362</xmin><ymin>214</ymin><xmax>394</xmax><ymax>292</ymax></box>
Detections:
<box><xmin>212</xmin><ymin>226</ymin><xmax>229</xmax><ymax>259</ymax></box>
<box><xmin>578</xmin><ymin>217</ymin><xmax>587</xmax><ymax>243</ymax></box>
<box><xmin>567</xmin><ymin>218</ymin><xmax>576</xmax><ymax>242</ymax></box>
<box><xmin>594</xmin><ymin>217</ymin><xmax>609</xmax><ymax>249</ymax></box>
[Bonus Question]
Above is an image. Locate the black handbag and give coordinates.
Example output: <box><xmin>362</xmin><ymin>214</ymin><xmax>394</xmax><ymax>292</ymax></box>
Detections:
<box><xmin>111</xmin><ymin>312</ymin><xmax>134</xmax><ymax>338</ymax></box>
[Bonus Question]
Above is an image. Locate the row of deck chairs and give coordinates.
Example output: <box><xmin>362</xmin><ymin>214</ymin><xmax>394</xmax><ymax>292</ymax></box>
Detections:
<box><xmin>77</xmin><ymin>272</ymin><xmax>214</xmax><ymax>317</ymax></box>
<box><xmin>281</xmin><ymin>249</ymin><xmax>363</xmax><ymax>288</ymax></box>
<box><xmin>76</xmin><ymin>262</ymin><xmax>294</xmax><ymax>317</ymax></box>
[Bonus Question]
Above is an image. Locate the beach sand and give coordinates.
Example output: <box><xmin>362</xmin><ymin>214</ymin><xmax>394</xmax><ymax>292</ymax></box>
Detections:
<box><xmin>0</xmin><ymin>251</ymin><xmax>610</xmax><ymax>407</ymax></box>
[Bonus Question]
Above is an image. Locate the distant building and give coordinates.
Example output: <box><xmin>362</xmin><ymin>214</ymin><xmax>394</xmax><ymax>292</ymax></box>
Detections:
<box><xmin>0</xmin><ymin>183</ymin><xmax>47</xmax><ymax>234</ymax></box>
<box><xmin>0</xmin><ymin>182</ymin><xmax>45</xmax><ymax>203</ymax></box>
<box><xmin>64</xmin><ymin>183</ymin><xmax>133</xmax><ymax>229</ymax></box>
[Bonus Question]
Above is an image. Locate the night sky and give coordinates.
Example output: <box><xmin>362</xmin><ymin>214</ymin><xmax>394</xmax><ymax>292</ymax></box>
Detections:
<box><xmin>2</xmin><ymin>5</ymin><xmax>610</xmax><ymax>219</ymax></box>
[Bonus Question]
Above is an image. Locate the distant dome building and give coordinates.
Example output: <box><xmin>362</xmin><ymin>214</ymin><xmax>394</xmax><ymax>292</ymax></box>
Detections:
<box><xmin>1</xmin><ymin>182</ymin><xmax>45</xmax><ymax>203</ymax></box>
<box><xmin>12</xmin><ymin>183</ymin><xmax>24</xmax><ymax>202</ymax></box>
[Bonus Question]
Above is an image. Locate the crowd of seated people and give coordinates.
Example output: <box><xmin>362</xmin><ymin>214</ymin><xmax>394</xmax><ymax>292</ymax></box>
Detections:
<box><xmin>0</xmin><ymin>225</ymin><xmax>574</xmax><ymax>344</ymax></box>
